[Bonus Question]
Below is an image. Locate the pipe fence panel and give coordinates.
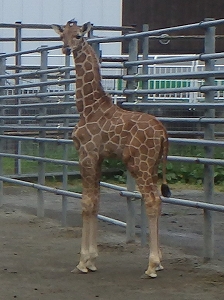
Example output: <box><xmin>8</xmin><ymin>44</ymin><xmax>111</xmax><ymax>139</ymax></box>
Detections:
<box><xmin>0</xmin><ymin>19</ymin><xmax>224</xmax><ymax>261</ymax></box>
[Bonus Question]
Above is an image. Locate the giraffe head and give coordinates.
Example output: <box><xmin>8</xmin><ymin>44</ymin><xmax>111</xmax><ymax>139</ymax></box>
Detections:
<box><xmin>52</xmin><ymin>19</ymin><xmax>92</xmax><ymax>55</ymax></box>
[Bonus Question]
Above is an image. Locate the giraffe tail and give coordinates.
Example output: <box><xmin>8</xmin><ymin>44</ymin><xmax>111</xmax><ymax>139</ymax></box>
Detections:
<box><xmin>160</xmin><ymin>136</ymin><xmax>171</xmax><ymax>198</ymax></box>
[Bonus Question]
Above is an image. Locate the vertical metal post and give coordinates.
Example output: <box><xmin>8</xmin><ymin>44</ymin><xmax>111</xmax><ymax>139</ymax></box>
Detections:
<box><xmin>125</xmin><ymin>37</ymin><xmax>138</xmax><ymax>243</ymax></box>
<box><xmin>140</xmin><ymin>24</ymin><xmax>149</xmax><ymax>246</ymax></box>
<box><xmin>126</xmin><ymin>171</ymin><xmax>136</xmax><ymax>243</ymax></box>
<box><xmin>37</xmin><ymin>46</ymin><xmax>48</xmax><ymax>218</ymax></box>
<box><xmin>61</xmin><ymin>53</ymin><xmax>71</xmax><ymax>227</ymax></box>
<box><xmin>89</xmin><ymin>25</ymin><xmax>101</xmax><ymax>59</ymax></box>
<box><xmin>140</xmin><ymin>195</ymin><xmax>148</xmax><ymax>246</ymax></box>
<box><xmin>203</xmin><ymin>19</ymin><xmax>215</xmax><ymax>262</ymax></box>
<box><xmin>0</xmin><ymin>55</ymin><xmax>6</xmax><ymax>207</ymax></box>
<box><xmin>126</xmin><ymin>38</ymin><xmax>138</xmax><ymax>102</ymax></box>
<box><xmin>142</xmin><ymin>24</ymin><xmax>149</xmax><ymax>103</ymax></box>
<box><xmin>92</xmin><ymin>42</ymin><xmax>101</xmax><ymax>60</ymax></box>
<box><xmin>15</xmin><ymin>21</ymin><xmax>22</xmax><ymax>175</ymax></box>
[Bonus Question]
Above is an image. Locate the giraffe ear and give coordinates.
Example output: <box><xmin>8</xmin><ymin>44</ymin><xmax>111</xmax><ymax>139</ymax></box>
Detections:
<box><xmin>51</xmin><ymin>24</ymin><xmax>64</xmax><ymax>35</ymax></box>
<box><xmin>81</xmin><ymin>22</ymin><xmax>92</xmax><ymax>36</ymax></box>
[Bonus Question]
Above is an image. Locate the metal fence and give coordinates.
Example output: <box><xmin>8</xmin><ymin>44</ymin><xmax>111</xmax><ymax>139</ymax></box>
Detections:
<box><xmin>1</xmin><ymin>18</ymin><xmax>224</xmax><ymax>261</ymax></box>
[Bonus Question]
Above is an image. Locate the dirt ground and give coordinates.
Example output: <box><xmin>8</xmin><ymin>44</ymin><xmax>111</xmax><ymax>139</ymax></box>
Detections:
<box><xmin>0</xmin><ymin>185</ymin><xmax>224</xmax><ymax>300</ymax></box>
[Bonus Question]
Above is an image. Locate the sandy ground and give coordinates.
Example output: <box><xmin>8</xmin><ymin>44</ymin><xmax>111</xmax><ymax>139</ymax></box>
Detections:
<box><xmin>0</xmin><ymin>185</ymin><xmax>224</xmax><ymax>300</ymax></box>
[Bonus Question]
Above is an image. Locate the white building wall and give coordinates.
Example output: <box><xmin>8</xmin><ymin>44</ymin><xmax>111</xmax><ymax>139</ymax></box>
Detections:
<box><xmin>0</xmin><ymin>0</ymin><xmax>122</xmax><ymax>64</ymax></box>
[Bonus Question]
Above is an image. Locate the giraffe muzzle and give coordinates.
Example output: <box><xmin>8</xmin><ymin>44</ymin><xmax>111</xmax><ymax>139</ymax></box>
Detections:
<box><xmin>62</xmin><ymin>46</ymin><xmax>71</xmax><ymax>56</ymax></box>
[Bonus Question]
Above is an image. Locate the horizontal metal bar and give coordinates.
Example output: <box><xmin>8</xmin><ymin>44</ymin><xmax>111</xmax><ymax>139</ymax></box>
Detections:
<box><xmin>1</xmin><ymin>125</ymin><xmax>73</xmax><ymax>131</ymax></box>
<box><xmin>0</xmin><ymin>78</ymin><xmax>75</xmax><ymax>90</ymax></box>
<box><xmin>92</xmin><ymin>25</ymin><xmax>135</xmax><ymax>32</ymax></box>
<box><xmin>0</xmin><ymin>134</ymin><xmax>73</xmax><ymax>144</ymax></box>
<box><xmin>168</xmin><ymin>131</ymin><xmax>224</xmax><ymax>138</ymax></box>
<box><xmin>0</xmin><ymin>23</ymin><xmax>133</xmax><ymax>31</ymax></box>
<box><xmin>161</xmin><ymin>197</ymin><xmax>224</xmax><ymax>213</ymax></box>
<box><xmin>119</xmin><ymin>190</ymin><xmax>224</xmax><ymax>213</ymax></box>
<box><xmin>33</xmin><ymin>114</ymin><xmax>79</xmax><ymax>120</ymax></box>
<box><xmin>159</xmin><ymin>117</ymin><xmax>224</xmax><ymax>124</ymax></box>
<box><xmin>0</xmin><ymin>44</ymin><xmax>62</xmax><ymax>59</ymax></box>
<box><xmin>105</xmin><ymin>90</ymin><xmax>124</xmax><ymax>95</ymax></box>
<box><xmin>0</xmin><ymin>152</ymin><xmax>79</xmax><ymax>166</ymax></box>
<box><xmin>123</xmin><ymin>84</ymin><xmax>224</xmax><ymax>95</ymax></box>
<box><xmin>0</xmin><ymin>37</ymin><xmax>59</xmax><ymax>42</ymax></box>
<box><xmin>123</xmin><ymin>70</ymin><xmax>224</xmax><ymax>81</ymax></box>
<box><xmin>168</xmin><ymin>155</ymin><xmax>224</xmax><ymax>166</ymax></box>
<box><xmin>170</xmin><ymin>137</ymin><xmax>224</xmax><ymax>147</ymax></box>
<box><xmin>124</xmin><ymin>52</ymin><xmax>224</xmax><ymax>67</ymax></box>
<box><xmin>0</xmin><ymin>134</ymin><xmax>223</xmax><ymax>148</ymax></box>
<box><xmin>0</xmin><ymin>90</ymin><xmax>75</xmax><ymax>100</ymax></box>
<box><xmin>97</xmin><ymin>214</ymin><xmax>126</xmax><ymax>227</ymax></box>
<box><xmin>101</xmin><ymin>63</ymin><xmax>123</xmax><ymax>69</ymax></box>
<box><xmin>122</xmin><ymin>102</ymin><xmax>224</xmax><ymax>109</ymax></box>
<box><xmin>0</xmin><ymin>23</ymin><xmax>54</xmax><ymax>29</ymax></box>
<box><xmin>0</xmin><ymin>89</ymin><xmax>123</xmax><ymax>100</ymax></box>
<box><xmin>1</xmin><ymin>75</ymin><xmax>120</xmax><ymax>90</ymax></box>
<box><xmin>0</xmin><ymin>66</ymin><xmax>74</xmax><ymax>80</ymax></box>
<box><xmin>0</xmin><ymin>114</ymin><xmax>79</xmax><ymax>120</ymax></box>
<box><xmin>0</xmin><ymin>175</ymin><xmax>82</xmax><ymax>198</ymax></box>
<box><xmin>0</xmin><ymin>101</ymin><xmax>74</xmax><ymax>109</ymax></box>
<box><xmin>100</xmin><ymin>181</ymin><xmax>127</xmax><ymax>191</ymax></box>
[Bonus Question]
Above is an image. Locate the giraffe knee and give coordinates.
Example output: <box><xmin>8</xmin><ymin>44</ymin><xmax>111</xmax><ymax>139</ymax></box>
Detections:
<box><xmin>82</xmin><ymin>201</ymin><xmax>98</xmax><ymax>216</ymax></box>
<box><xmin>145</xmin><ymin>205</ymin><xmax>161</xmax><ymax>216</ymax></box>
<box><xmin>144</xmin><ymin>195</ymin><xmax>161</xmax><ymax>216</ymax></box>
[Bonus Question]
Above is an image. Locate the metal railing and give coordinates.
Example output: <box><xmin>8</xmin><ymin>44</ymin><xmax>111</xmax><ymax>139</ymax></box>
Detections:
<box><xmin>0</xmin><ymin>19</ymin><xmax>224</xmax><ymax>261</ymax></box>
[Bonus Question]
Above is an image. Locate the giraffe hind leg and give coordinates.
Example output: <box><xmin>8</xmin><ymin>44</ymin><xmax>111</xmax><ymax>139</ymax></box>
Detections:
<box><xmin>135</xmin><ymin>175</ymin><xmax>163</xmax><ymax>278</ymax></box>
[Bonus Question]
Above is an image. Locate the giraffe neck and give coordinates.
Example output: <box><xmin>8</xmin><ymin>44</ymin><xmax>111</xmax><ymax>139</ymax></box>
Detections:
<box><xmin>73</xmin><ymin>40</ymin><xmax>108</xmax><ymax>115</ymax></box>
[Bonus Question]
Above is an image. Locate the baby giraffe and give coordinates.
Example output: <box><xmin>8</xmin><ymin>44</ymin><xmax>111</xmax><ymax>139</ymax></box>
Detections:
<box><xmin>52</xmin><ymin>19</ymin><xmax>171</xmax><ymax>278</ymax></box>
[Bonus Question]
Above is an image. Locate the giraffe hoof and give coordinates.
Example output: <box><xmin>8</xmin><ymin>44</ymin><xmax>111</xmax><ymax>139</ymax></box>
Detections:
<box><xmin>86</xmin><ymin>261</ymin><xmax>97</xmax><ymax>272</ymax></box>
<box><xmin>71</xmin><ymin>265</ymin><xmax>88</xmax><ymax>274</ymax></box>
<box><xmin>87</xmin><ymin>265</ymin><xmax>97</xmax><ymax>272</ymax></box>
<box><xmin>141</xmin><ymin>271</ymin><xmax>157</xmax><ymax>279</ymax></box>
<box><xmin>156</xmin><ymin>264</ymin><xmax>164</xmax><ymax>271</ymax></box>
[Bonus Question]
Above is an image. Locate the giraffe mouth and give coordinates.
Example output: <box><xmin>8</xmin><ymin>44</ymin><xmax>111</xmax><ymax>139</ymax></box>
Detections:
<box><xmin>62</xmin><ymin>46</ymin><xmax>71</xmax><ymax>56</ymax></box>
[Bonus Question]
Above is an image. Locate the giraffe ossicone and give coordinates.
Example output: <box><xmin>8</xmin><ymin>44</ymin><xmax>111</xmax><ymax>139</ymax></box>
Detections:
<box><xmin>52</xmin><ymin>20</ymin><xmax>171</xmax><ymax>279</ymax></box>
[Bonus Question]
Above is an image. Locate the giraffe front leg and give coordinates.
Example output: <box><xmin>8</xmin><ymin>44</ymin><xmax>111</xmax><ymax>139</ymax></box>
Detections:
<box><xmin>86</xmin><ymin>214</ymin><xmax>98</xmax><ymax>271</ymax></box>
<box><xmin>73</xmin><ymin>198</ymin><xmax>99</xmax><ymax>274</ymax></box>
<box><xmin>72</xmin><ymin>155</ymin><xmax>101</xmax><ymax>274</ymax></box>
<box><xmin>75</xmin><ymin>216</ymin><xmax>98</xmax><ymax>273</ymax></box>
<box><xmin>73</xmin><ymin>212</ymin><xmax>98</xmax><ymax>274</ymax></box>
<box><xmin>72</xmin><ymin>213</ymin><xmax>90</xmax><ymax>274</ymax></box>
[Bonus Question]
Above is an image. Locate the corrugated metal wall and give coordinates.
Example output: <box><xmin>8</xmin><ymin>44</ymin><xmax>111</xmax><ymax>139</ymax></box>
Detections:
<box><xmin>0</xmin><ymin>0</ymin><xmax>122</xmax><ymax>58</ymax></box>
<box><xmin>0</xmin><ymin>0</ymin><xmax>121</xmax><ymax>26</ymax></box>
<box><xmin>122</xmin><ymin>0</ymin><xmax>224</xmax><ymax>54</ymax></box>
